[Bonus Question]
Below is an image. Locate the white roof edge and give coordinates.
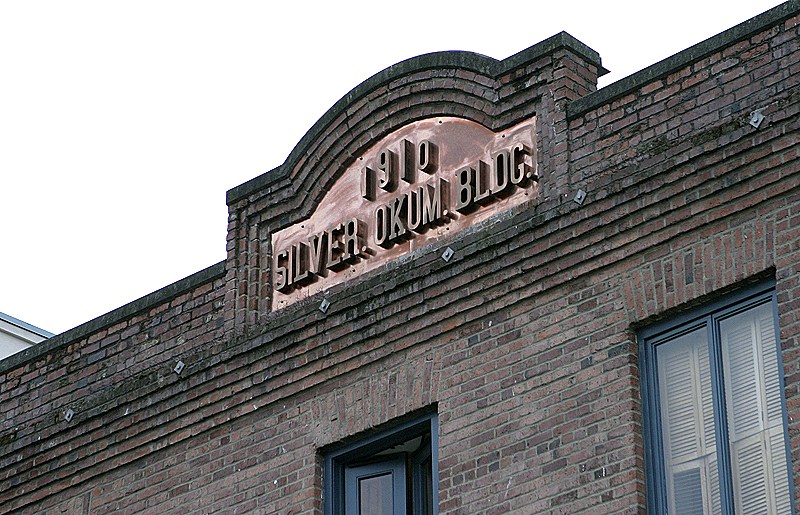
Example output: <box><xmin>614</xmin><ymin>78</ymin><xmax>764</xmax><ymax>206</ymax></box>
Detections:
<box><xmin>0</xmin><ymin>311</ymin><xmax>54</xmax><ymax>338</ymax></box>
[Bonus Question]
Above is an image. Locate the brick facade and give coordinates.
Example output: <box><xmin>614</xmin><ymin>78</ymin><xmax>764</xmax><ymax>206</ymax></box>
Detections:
<box><xmin>1</xmin><ymin>2</ymin><xmax>799</xmax><ymax>514</ymax></box>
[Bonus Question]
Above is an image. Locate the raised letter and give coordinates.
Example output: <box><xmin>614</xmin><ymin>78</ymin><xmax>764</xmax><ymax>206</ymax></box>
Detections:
<box><xmin>274</xmin><ymin>249</ymin><xmax>290</xmax><ymax>292</ymax></box>
<box><xmin>492</xmin><ymin>150</ymin><xmax>512</xmax><ymax>196</ymax></box>
<box><xmin>389</xmin><ymin>195</ymin><xmax>407</xmax><ymax>241</ymax></box>
<box><xmin>377</xmin><ymin>150</ymin><xmax>395</xmax><ymax>191</ymax></box>
<box><xmin>422</xmin><ymin>179</ymin><xmax>446</xmax><ymax>226</ymax></box>
<box><xmin>408</xmin><ymin>188</ymin><xmax>423</xmax><ymax>232</ymax></box>
<box><xmin>418</xmin><ymin>139</ymin><xmax>436</xmax><ymax>173</ymax></box>
<box><xmin>474</xmin><ymin>161</ymin><xmax>492</xmax><ymax>205</ymax></box>
<box><xmin>374</xmin><ymin>204</ymin><xmax>390</xmax><ymax>248</ymax></box>
<box><xmin>454</xmin><ymin>167</ymin><xmax>475</xmax><ymax>213</ymax></box>
<box><xmin>308</xmin><ymin>231</ymin><xmax>327</xmax><ymax>276</ymax></box>
<box><xmin>342</xmin><ymin>218</ymin><xmax>359</xmax><ymax>263</ymax></box>
<box><xmin>511</xmin><ymin>143</ymin><xmax>534</xmax><ymax>185</ymax></box>
<box><xmin>326</xmin><ymin>224</ymin><xmax>344</xmax><ymax>270</ymax></box>
<box><xmin>292</xmin><ymin>242</ymin><xmax>310</xmax><ymax>284</ymax></box>
<box><xmin>362</xmin><ymin>166</ymin><xmax>376</xmax><ymax>200</ymax></box>
<box><xmin>400</xmin><ymin>139</ymin><xmax>415</xmax><ymax>184</ymax></box>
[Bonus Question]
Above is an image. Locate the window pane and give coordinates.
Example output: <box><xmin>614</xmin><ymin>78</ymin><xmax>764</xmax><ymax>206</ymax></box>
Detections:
<box><xmin>769</xmin><ymin>430</ymin><xmax>792</xmax><ymax>515</ymax></box>
<box><xmin>359</xmin><ymin>473</ymin><xmax>394</xmax><ymax>515</ymax></box>
<box><xmin>657</xmin><ymin>328</ymin><xmax>720</xmax><ymax>515</ymax></box>
<box><xmin>733</xmin><ymin>435</ymin><xmax>770</xmax><ymax>515</ymax></box>
<box><xmin>344</xmin><ymin>457</ymin><xmax>406</xmax><ymax>515</ymax></box>
<box><xmin>422</xmin><ymin>455</ymin><xmax>433</xmax><ymax>515</ymax></box>
<box><xmin>330</xmin><ymin>413</ymin><xmax>435</xmax><ymax>515</ymax></box>
<box><xmin>674</xmin><ymin>468</ymin><xmax>705</xmax><ymax>515</ymax></box>
<box><xmin>721</xmin><ymin>303</ymin><xmax>792</xmax><ymax>515</ymax></box>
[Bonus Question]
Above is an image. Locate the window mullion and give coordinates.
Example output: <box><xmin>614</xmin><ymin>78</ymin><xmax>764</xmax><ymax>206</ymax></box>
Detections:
<box><xmin>708</xmin><ymin>315</ymin><xmax>737</xmax><ymax>515</ymax></box>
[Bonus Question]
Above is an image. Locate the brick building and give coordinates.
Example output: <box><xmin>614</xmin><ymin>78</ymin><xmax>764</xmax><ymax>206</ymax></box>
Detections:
<box><xmin>1</xmin><ymin>2</ymin><xmax>799</xmax><ymax>514</ymax></box>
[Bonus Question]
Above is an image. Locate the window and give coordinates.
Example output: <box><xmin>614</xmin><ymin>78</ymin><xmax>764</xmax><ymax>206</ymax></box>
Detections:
<box><xmin>323</xmin><ymin>411</ymin><xmax>438</xmax><ymax>515</ymax></box>
<box><xmin>640</xmin><ymin>282</ymin><xmax>794</xmax><ymax>515</ymax></box>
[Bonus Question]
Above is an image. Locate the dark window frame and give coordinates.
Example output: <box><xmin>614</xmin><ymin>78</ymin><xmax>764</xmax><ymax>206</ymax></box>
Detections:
<box><xmin>639</xmin><ymin>279</ymin><xmax>795</xmax><ymax>515</ymax></box>
<box><xmin>323</xmin><ymin>410</ymin><xmax>439</xmax><ymax>515</ymax></box>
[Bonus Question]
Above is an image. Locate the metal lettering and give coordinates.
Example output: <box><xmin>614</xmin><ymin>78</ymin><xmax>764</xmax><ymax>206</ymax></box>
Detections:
<box><xmin>474</xmin><ymin>161</ymin><xmax>492</xmax><ymax>205</ymax></box>
<box><xmin>274</xmin><ymin>249</ymin><xmax>290</xmax><ymax>292</ymax></box>
<box><xmin>418</xmin><ymin>139</ymin><xmax>436</xmax><ymax>173</ymax></box>
<box><xmin>400</xmin><ymin>139</ymin><xmax>415</xmax><ymax>184</ymax></box>
<box><xmin>292</xmin><ymin>242</ymin><xmax>310</xmax><ymax>284</ymax></box>
<box><xmin>342</xmin><ymin>218</ymin><xmax>359</xmax><ymax>262</ymax></box>
<box><xmin>326</xmin><ymin>224</ymin><xmax>344</xmax><ymax>270</ymax></box>
<box><xmin>510</xmin><ymin>143</ymin><xmax>534</xmax><ymax>185</ymax></box>
<box><xmin>491</xmin><ymin>150</ymin><xmax>512</xmax><ymax>196</ymax></box>
<box><xmin>374</xmin><ymin>204</ymin><xmax>390</xmax><ymax>248</ymax></box>
<box><xmin>454</xmin><ymin>166</ymin><xmax>474</xmax><ymax>213</ymax></box>
<box><xmin>275</xmin><ymin>128</ymin><xmax>537</xmax><ymax>298</ymax></box>
<box><xmin>307</xmin><ymin>231</ymin><xmax>327</xmax><ymax>276</ymax></box>
<box><xmin>408</xmin><ymin>187</ymin><xmax>423</xmax><ymax>232</ymax></box>
<box><xmin>389</xmin><ymin>195</ymin><xmax>407</xmax><ymax>241</ymax></box>
<box><xmin>362</xmin><ymin>166</ymin><xmax>376</xmax><ymax>200</ymax></box>
<box><xmin>422</xmin><ymin>179</ymin><xmax>446</xmax><ymax>226</ymax></box>
<box><xmin>378</xmin><ymin>150</ymin><xmax>395</xmax><ymax>191</ymax></box>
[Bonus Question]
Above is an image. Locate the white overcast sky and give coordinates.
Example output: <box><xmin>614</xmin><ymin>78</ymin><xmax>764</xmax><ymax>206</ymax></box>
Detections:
<box><xmin>0</xmin><ymin>1</ymin><xmax>787</xmax><ymax>335</ymax></box>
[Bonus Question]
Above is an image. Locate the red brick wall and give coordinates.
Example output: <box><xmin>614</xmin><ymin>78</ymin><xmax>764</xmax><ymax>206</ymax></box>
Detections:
<box><xmin>0</xmin><ymin>265</ymin><xmax>227</xmax><ymax>514</ymax></box>
<box><xmin>1</xmin><ymin>4</ymin><xmax>798</xmax><ymax>515</ymax></box>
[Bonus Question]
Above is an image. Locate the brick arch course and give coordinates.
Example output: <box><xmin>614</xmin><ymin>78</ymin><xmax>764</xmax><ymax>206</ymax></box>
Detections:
<box><xmin>226</xmin><ymin>32</ymin><xmax>604</xmax><ymax>212</ymax></box>
<box><xmin>224</xmin><ymin>32</ymin><xmax>606</xmax><ymax>332</ymax></box>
